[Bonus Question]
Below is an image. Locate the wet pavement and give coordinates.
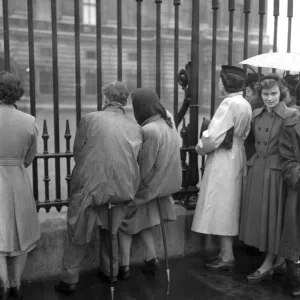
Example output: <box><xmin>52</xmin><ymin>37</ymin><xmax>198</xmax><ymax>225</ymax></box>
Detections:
<box><xmin>22</xmin><ymin>247</ymin><xmax>295</xmax><ymax>300</ymax></box>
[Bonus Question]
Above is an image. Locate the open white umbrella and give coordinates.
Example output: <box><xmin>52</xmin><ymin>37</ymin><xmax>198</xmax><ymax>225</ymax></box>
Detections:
<box><xmin>239</xmin><ymin>52</ymin><xmax>300</xmax><ymax>72</ymax></box>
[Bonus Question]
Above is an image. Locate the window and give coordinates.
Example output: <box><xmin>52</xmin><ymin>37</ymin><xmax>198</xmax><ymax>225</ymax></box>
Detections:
<box><xmin>39</xmin><ymin>70</ymin><xmax>52</xmax><ymax>94</ymax></box>
<box><xmin>85</xmin><ymin>72</ymin><xmax>96</xmax><ymax>95</ymax></box>
<box><xmin>82</xmin><ymin>0</ymin><xmax>96</xmax><ymax>25</ymax></box>
<box><xmin>86</xmin><ymin>51</ymin><xmax>96</xmax><ymax>60</ymax></box>
<box><xmin>40</xmin><ymin>47</ymin><xmax>52</xmax><ymax>57</ymax></box>
<box><xmin>127</xmin><ymin>52</ymin><xmax>137</xmax><ymax>62</ymax></box>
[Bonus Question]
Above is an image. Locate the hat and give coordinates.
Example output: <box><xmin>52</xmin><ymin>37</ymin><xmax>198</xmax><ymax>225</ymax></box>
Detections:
<box><xmin>220</xmin><ymin>65</ymin><xmax>246</xmax><ymax>93</ymax></box>
<box><xmin>245</xmin><ymin>73</ymin><xmax>264</xmax><ymax>88</ymax></box>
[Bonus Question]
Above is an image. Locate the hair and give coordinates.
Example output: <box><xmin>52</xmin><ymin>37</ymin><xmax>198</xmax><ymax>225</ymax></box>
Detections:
<box><xmin>101</xmin><ymin>81</ymin><xmax>129</xmax><ymax>106</ymax></box>
<box><xmin>255</xmin><ymin>73</ymin><xmax>288</xmax><ymax>102</ymax></box>
<box><xmin>0</xmin><ymin>71</ymin><xmax>24</xmax><ymax>104</ymax></box>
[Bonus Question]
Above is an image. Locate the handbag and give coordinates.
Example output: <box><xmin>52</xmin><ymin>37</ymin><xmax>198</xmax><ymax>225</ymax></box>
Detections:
<box><xmin>199</xmin><ymin>117</ymin><xmax>234</xmax><ymax>150</ymax></box>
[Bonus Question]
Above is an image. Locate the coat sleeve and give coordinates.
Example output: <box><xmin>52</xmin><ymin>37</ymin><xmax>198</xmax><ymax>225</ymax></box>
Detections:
<box><xmin>196</xmin><ymin>98</ymin><xmax>234</xmax><ymax>155</ymax></box>
<box><xmin>24</xmin><ymin>121</ymin><xmax>39</xmax><ymax>168</ymax></box>
<box><xmin>279</xmin><ymin>126</ymin><xmax>300</xmax><ymax>189</ymax></box>
<box><xmin>73</xmin><ymin>116</ymin><xmax>88</xmax><ymax>163</ymax></box>
<box><xmin>139</xmin><ymin>127</ymin><xmax>160</xmax><ymax>181</ymax></box>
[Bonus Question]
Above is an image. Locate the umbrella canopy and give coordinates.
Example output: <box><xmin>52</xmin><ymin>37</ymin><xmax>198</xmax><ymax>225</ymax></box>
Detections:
<box><xmin>239</xmin><ymin>52</ymin><xmax>300</xmax><ymax>72</ymax></box>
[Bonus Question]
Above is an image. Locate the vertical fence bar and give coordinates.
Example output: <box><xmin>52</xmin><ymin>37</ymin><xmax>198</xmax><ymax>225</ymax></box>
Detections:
<box><xmin>243</xmin><ymin>0</ymin><xmax>250</xmax><ymax>63</ymax></box>
<box><xmin>96</xmin><ymin>0</ymin><xmax>103</xmax><ymax>110</ymax></box>
<box><xmin>42</xmin><ymin>120</ymin><xmax>50</xmax><ymax>206</ymax></box>
<box><xmin>27</xmin><ymin>0</ymin><xmax>38</xmax><ymax>202</ymax></box>
<box><xmin>228</xmin><ymin>0</ymin><xmax>235</xmax><ymax>65</ymax></box>
<box><xmin>2</xmin><ymin>0</ymin><xmax>10</xmax><ymax>71</ymax></box>
<box><xmin>74</xmin><ymin>0</ymin><xmax>81</xmax><ymax>125</ymax></box>
<box><xmin>117</xmin><ymin>0</ymin><xmax>122</xmax><ymax>81</ymax></box>
<box><xmin>155</xmin><ymin>0</ymin><xmax>162</xmax><ymax>98</ymax></box>
<box><xmin>136</xmin><ymin>0</ymin><xmax>142</xmax><ymax>88</ymax></box>
<box><xmin>272</xmin><ymin>0</ymin><xmax>279</xmax><ymax>73</ymax></box>
<box><xmin>287</xmin><ymin>0</ymin><xmax>293</xmax><ymax>53</ymax></box>
<box><xmin>258</xmin><ymin>0</ymin><xmax>266</xmax><ymax>75</ymax></box>
<box><xmin>51</xmin><ymin>0</ymin><xmax>61</xmax><ymax>200</ymax></box>
<box><xmin>65</xmin><ymin>120</ymin><xmax>72</xmax><ymax>197</ymax></box>
<box><xmin>185</xmin><ymin>0</ymin><xmax>200</xmax><ymax>208</ymax></box>
<box><xmin>173</xmin><ymin>0</ymin><xmax>180</xmax><ymax>123</ymax></box>
<box><xmin>211</xmin><ymin>0</ymin><xmax>218</xmax><ymax>118</ymax></box>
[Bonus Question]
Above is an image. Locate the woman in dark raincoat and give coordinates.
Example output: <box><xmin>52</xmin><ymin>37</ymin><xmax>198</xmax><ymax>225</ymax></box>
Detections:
<box><xmin>240</xmin><ymin>74</ymin><xmax>299</xmax><ymax>283</ymax></box>
<box><xmin>278</xmin><ymin>113</ymin><xmax>300</xmax><ymax>297</ymax></box>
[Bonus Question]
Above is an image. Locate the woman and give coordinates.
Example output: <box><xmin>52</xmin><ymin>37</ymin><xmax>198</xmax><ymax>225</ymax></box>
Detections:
<box><xmin>191</xmin><ymin>65</ymin><xmax>252</xmax><ymax>271</ymax></box>
<box><xmin>0</xmin><ymin>72</ymin><xmax>40</xmax><ymax>299</ymax></box>
<box><xmin>240</xmin><ymin>73</ymin><xmax>298</xmax><ymax>283</ymax></box>
<box><xmin>278</xmin><ymin>112</ymin><xmax>300</xmax><ymax>297</ymax></box>
<box><xmin>118</xmin><ymin>88</ymin><xmax>182</xmax><ymax>278</ymax></box>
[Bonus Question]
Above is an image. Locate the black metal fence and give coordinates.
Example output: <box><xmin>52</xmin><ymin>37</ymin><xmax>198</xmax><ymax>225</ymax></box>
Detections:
<box><xmin>0</xmin><ymin>0</ymin><xmax>297</xmax><ymax>211</ymax></box>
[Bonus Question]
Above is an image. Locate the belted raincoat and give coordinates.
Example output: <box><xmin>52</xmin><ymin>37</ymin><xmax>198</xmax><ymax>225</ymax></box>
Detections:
<box><xmin>191</xmin><ymin>92</ymin><xmax>252</xmax><ymax>236</ymax></box>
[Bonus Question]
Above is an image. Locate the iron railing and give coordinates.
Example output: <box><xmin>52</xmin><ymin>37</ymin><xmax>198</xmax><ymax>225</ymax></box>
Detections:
<box><xmin>0</xmin><ymin>0</ymin><xmax>297</xmax><ymax>211</ymax></box>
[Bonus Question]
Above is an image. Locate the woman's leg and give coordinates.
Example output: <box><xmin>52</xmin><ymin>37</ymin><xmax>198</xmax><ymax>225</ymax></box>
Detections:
<box><xmin>139</xmin><ymin>228</ymin><xmax>157</xmax><ymax>261</ymax></box>
<box><xmin>0</xmin><ymin>256</ymin><xmax>9</xmax><ymax>288</ymax></box>
<box><xmin>257</xmin><ymin>252</ymin><xmax>275</xmax><ymax>273</ymax></box>
<box><xmin>219</xmin><ymin>236</ymin><xmax>235</xmax><ymax>261</ymax></box>
<box><xmin>10</xmin><ymin>253</ymin><xmax>27</xmax><ymax>287</ymax></box>
<box><xmin>118</xmin><ymin>230</ymin><xmax>132</xmax><ymax>267</ymax></box>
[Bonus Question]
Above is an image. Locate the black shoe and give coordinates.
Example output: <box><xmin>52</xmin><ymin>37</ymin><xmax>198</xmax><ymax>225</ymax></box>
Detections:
<box><xmin>205</xmin><ymin>257</ymin><xmax>236</xmax><ymax>272</ymax></box>
<box><xmin>54</xmin><ymin>281</ymin><xmax>76</xmax><ymax>295</ymax></box>
<box><xmin>118</xmin><ymin>266</ymin><xmax>130</xmax><ymax>280</ymax></box>
<box><xmin>1</xmin><ymin>288</ymin><xmax>10</xmax><ymax>300</ymax></box>
<box><xmin>98</xmin><ymin>270</ymin><xmax>118</xmax><ymax>283</ymax></box>
<box><xmin>10</xmin><ymin>286</ymin><xmax>23</xmax><ymax>299</ymax></box>
<box><xmin>141</xmin><ymin>258</ymin><xmax>161</xmax><ymax>273</ymax></box>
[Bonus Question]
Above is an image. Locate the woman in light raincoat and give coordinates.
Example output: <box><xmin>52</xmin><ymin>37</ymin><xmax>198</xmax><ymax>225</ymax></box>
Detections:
<box><xmin>191</xmin><ymin>65</ymin><xmax>252</xmax><ymax>271</ymax></box>
<box><xmin>0</xmin><ymin>72</ymin><xmax>40</xmax><ymax>300</ymax></box>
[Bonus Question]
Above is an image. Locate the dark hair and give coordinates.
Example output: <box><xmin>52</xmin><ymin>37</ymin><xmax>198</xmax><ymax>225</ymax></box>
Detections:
<box><xmin>255</xmin><ymin>73</ymin><xmax>288</xmax><ymax>102</ymax></box>
<box><xmin>0</xmin><ymin>71</ymin><xmax>24</xmax><ymax>104</ymax></box>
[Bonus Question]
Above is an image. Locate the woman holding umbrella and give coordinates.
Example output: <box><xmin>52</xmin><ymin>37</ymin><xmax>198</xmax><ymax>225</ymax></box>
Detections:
<box><xmin>240</xmin><ymin>73</ymin><xmax>299</xmax><ymax>283</ymax></box>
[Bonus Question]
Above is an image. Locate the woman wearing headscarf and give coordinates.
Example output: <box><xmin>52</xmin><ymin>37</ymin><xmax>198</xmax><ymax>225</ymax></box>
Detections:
<box><xmin>117</xmin><ymin>88</ymin><xmax>182</xmax><ymax>278</ymax></box>
<box><xmin>0</xmin><ymin>71</ymin><xmax>40</xmax><ymax>299</ymax></box>
<box><xmin>240</xmin><ymin>74</ymin><xmax>299</xmax><ymax>283</ymax></box>
<box><xmin>191</xmin><ymin>65</ymin><xmax>252</xmax><ymax>271</ymax></box>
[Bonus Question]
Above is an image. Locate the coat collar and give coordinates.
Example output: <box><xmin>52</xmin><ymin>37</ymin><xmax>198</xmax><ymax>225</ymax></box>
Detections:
<box><xmin>253</xmin><ymin>101</ymin><xmax>287</xmax><ymax>120</ymax></box>
<box><xmin>141</xmin><ymin>114</ymin><xmax>161</xmax><ymax>127</ymax></box>
<box><xmin>226</xmin><ymin>91</ymin><xmax>243</xmax><ymax>98</ymax></box>
<box><xmin>102</xmin><ymin>101</ymin><xmax>125</xmax><ymax>114</ymax></box>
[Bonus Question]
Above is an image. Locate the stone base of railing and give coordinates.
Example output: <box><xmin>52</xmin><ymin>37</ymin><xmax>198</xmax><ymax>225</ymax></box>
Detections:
<box><xmin>22</xmin><ymin>205</ymin><xmax>221</xmax><ymax>281</ymax></box>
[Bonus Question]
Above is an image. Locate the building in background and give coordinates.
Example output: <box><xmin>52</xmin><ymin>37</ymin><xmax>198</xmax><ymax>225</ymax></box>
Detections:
<box><xmin>0</xmin><ymin>0</ymin><xmax>270</xmax><ymax>113</ymax></box>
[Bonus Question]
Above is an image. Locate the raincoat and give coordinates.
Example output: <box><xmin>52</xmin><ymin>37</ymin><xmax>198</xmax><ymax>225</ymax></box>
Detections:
<box><xmin>191</xmin><ymin>92</ymin><xmax>252</xmax><ymax>236</ymax></box>
<box><xmin>67</xmin><ymin>103</ymin><xmax>143</xmax><ymax>245</ymax></box>
<box><xmin>0</xmin><ymin>104</ymin><xmax>40</xmax><ymax>255</ymax></box>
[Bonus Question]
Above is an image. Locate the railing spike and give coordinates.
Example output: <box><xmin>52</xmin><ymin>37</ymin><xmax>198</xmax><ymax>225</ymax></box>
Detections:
<box><xmin>173</xmin><ymin>0</ymin><xmax>180</xmax><ymax>5</ymax></box>
<box><xmin>42</xmin><ymin>119</ymin><xmax>49</xmax><ymax>139</ymax></box>
<box><xmin>64</xmin><ymin>120</ymin><xmax>71</xmax><ymax>140</ymax></box>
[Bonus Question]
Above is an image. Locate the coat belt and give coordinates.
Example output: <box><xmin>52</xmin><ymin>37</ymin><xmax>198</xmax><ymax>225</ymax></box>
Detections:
<box><xmin>0</xmin><ymin>158</ymin><xmax>24</xmax><ymax>166</ymax></box>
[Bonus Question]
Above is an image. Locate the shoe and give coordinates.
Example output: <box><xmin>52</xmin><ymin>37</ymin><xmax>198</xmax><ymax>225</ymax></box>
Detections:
<box><xmin>205</xmin><ymin>255</ymin><xmax>220</xmax><ymax>263</ymax></box>
<box><xmin>246</xmin><ymin>268</ymin><xmax>273</xmax><ymax>283</ymax></box>
<box><xmin>54</xmin><ymin>281</ymin><xmax>76</xmax><ymax>295</ymax></box>
<box><xmin>141</xmin><ymin>258</ymin><xmax>161</xmax><ymax>273</ymax></box>
<box><xmin>1</xmin><ymin>288</ymin><xmax>10</xmax><ymax>300</ymax></box>
<box><xmin>98</xmin><ymin>270</ymin><xmax>118</xmax><ymax>283</ymax></box>
<box><xmin>273</xmin><ymin>261</ymin><xmax>286</xmax><ymax>276</ymax></box>
<box><xmin>118</xmin><ymin>266</ymin><xmax>130</xmax><ymax>280</ymax></box>
<box><xmin>10</xmin><ymin>286</ymin><xmax>23</xmax><ymax>299</ymax></box>
<box><xmin>205</xmin><ymin>257</ymin><xmax>236</xmax><ymax>271</ymax></box>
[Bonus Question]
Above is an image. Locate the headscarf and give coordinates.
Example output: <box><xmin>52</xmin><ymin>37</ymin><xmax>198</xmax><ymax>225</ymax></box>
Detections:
<box><xmin>131</xmin><ymin>88</ymin><xmax>173</xmax><ymax>128</ymax></box>
<box><xmin>0</xmin><ymin>71</ymin><xmax>24</xmax><ymax>104</ymax></box>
